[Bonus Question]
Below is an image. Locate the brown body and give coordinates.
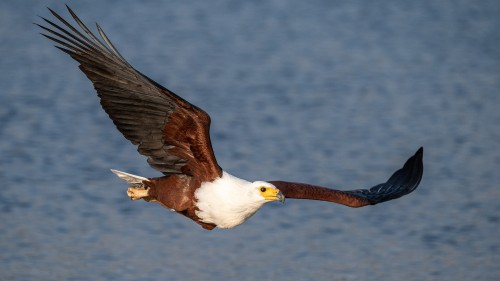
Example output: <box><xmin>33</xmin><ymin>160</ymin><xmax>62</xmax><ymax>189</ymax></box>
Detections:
<box><xmin>145</xmin><ymin>175</ymin><xmax>216</xmax><ymax>230</ymax></box>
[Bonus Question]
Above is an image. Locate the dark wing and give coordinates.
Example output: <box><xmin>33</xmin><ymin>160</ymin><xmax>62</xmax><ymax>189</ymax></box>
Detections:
<box><xmin>37</xmin><ymin>6</ymin><xmax>222</xmax><ymax>181</ymax></box>
<box><xmin>270</xmin><ymin>147</ymin><xmax>423</xmax><ymax>207</ymax></box>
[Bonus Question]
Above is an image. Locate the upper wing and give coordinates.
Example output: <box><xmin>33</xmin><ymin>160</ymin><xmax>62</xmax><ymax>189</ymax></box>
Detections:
<box><xmin>269</xmin><ymin>147</ymin><xmax>423</xmax><ymax>207</ymax></box>
<box><xmin>37</xmin><ymin>6</ymin><xmax>222</xmax><ymax>181</ymax></box>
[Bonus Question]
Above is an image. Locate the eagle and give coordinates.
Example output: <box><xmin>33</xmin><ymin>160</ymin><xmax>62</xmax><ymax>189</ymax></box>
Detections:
<box><xmin>37</xmin><ymin>6</ymin><xmax>424</xmax><ymax>230</ymax></box>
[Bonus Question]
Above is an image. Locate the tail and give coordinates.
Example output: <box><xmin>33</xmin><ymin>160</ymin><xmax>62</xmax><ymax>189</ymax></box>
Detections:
<box><xmin>111</xmin><ymin>169</ymin><xmax>148</xmax><ymax>187</ymax></box>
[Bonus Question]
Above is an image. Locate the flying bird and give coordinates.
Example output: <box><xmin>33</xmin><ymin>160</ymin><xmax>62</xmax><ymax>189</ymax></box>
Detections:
<box><xmin>37</xmin><ymin>6</ymin><xmax>424</xmax><ymax>230</ymax></box>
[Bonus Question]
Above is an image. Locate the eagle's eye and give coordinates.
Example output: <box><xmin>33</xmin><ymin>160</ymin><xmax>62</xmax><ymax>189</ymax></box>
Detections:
<box><xmin>260</xmin><ymin>187</ymin><xmax>267</xmax><ymax>192</ymax></box>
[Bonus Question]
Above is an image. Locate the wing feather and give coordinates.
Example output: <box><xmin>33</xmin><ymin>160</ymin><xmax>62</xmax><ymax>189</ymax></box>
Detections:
<box><xmin>38</xmin><ymin>6</ymin><xmax>222</xmax><ymax>181</ymax></box>
<box><xmin>270</xmin><ymin>147</ymin><xmax>423</xmax><ymax>207</ymax></box>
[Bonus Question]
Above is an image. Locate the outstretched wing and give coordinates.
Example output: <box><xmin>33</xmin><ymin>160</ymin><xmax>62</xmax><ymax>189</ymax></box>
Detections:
<box><xmin>37</xmin><ymin>6</ymin><xmax>222</xmax><ymax>181</ymax></box>
<box><xmin>270</xmin><ymin>147</ymin><xmax>423</xmax><ymax>207</ymax></box>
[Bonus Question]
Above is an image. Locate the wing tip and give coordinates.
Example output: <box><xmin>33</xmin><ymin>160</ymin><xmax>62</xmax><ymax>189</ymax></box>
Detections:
<box><xmin>416</xmin><ymin>146</ymin><xmax>424</xmax><ymax>157</ymax></box>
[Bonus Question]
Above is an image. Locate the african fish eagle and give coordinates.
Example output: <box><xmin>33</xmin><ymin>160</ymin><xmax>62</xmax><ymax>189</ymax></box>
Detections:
<box><xmin>37</xmin><ymin>6</ymin><xmax>424</xmax><ymax>230</ymax></box>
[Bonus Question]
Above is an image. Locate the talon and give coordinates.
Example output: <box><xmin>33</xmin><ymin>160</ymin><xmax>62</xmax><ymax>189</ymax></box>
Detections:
<box><xmin>127</xmin><ymin>186</ymin><xmax>149</xmax><ymax>200</ymax></box>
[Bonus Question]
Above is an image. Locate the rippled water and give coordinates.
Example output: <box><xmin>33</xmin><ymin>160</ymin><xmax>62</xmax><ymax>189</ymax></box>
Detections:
<box><xmin>1</xmin><ymin>0</ymin><xmax>499</xmax><ymax>280</ymax></box>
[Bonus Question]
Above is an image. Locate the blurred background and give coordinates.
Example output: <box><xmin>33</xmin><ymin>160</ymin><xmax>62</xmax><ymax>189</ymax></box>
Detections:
<box><xmin>1</xmin><ymin>0</ymin><xmax>499</xmax><ymax>280</ymax></box>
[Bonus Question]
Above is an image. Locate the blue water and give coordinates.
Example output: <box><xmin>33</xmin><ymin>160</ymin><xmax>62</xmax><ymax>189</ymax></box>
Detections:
<box><xmin>1</xmin><ymin>0</ymin><xmax>499</xmax><ymax>280</ymax></box>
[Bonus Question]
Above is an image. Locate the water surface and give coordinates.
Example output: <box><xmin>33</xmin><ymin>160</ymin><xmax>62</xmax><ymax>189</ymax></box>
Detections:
<box><xmin>1</xmin><ymin>0</ymin><xmax>499</xmax><ymax>280</ymax></box>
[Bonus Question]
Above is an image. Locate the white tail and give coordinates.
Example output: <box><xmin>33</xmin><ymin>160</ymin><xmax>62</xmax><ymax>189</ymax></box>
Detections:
<box><xmin>111</xmin><ymin>169</ymin><xmax>148</xmax><ymax>186</ymax></box>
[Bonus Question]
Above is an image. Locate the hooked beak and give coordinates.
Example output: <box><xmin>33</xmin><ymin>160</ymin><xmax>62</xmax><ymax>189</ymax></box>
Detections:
<box><xmin>276</xmin><ymin>190</ymin><xmax>285</xmax><ymax>204</ymax></box>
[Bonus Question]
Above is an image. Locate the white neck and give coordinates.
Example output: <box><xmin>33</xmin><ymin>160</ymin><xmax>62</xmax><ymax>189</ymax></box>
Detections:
<box><xmin>194</xmin><ymin>171</ymin><xmax>267</xmax><ymax>229</ymax></box>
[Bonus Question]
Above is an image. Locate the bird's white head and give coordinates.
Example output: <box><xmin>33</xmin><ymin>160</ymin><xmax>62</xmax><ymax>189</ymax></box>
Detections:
<box><xmin>251</xmin><ymin>181</ymin><xmax>285</xmax><ymax>204</ymax></box>
<box><xmin>195</xmin><ymin>172</ymin><xmax>285</xmax><ymax>228</ymax></box>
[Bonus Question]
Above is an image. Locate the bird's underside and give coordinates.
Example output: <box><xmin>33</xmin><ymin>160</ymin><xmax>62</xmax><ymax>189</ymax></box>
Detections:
<box><xmin>38</xmin><ymin>6</ymin><xmax>424</xmax><ymax>230</ymax></box>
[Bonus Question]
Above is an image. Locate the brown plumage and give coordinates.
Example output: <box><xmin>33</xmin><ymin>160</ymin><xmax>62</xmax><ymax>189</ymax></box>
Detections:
<box><xmin>38</xmin><ymin>6</ymin><xmax>424</xmax><ymax>230</ymax></box>
<box><xmin>37</xmin><ymin>6</ymin><xmax>221</xmax><ymax>182</ymax></box>
<box><xmin>270</xmin><ymin>147</ymin><xmax>423</xmax><ymax>207</ymax></box>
